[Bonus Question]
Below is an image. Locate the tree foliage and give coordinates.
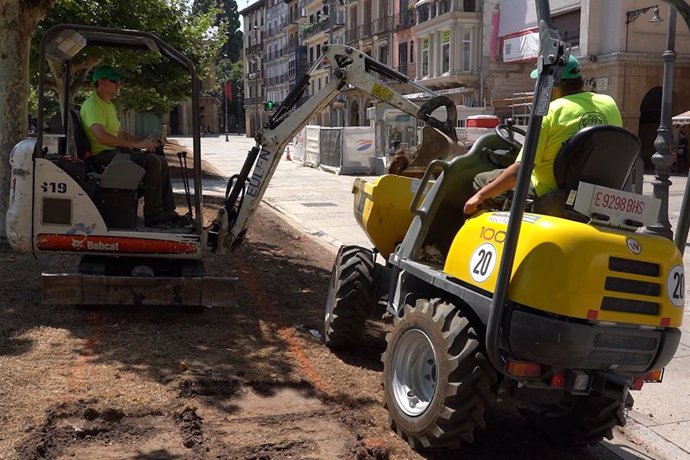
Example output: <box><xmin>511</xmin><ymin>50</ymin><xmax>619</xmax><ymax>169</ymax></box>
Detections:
<box><xmin>193</xmin><ymin>0</ymin><xmax>243</xmax><ymax>62</ymax></box>
<box><xmin>33</xmin><ymin>0</ymin><xmax>226</xmax><ymax>115</ymax></box>
<box><xmin>193</xmin><ymin>0</ymin><xmax>244</xmax><ymax>126</ymax></box>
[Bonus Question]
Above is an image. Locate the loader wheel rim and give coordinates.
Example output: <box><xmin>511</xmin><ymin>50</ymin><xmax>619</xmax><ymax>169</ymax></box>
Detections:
<box><xmin>391</xmin><ymin>328</ymin><xmax>437</xmax><ymax>417</ymax></box>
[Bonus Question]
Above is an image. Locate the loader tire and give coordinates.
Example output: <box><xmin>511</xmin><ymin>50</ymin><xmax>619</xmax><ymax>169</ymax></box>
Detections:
<box><xmin>324</xmin><ymin>245</ymin><xmax>375</xmax><ymax>349</ymax></box>
<box><xmin>520</xmin><ymin>392</ymin><xmax>626</xmax><ymax>446</ymax></box>
<box><xmin>382</xmin><ymin>299</ymin><xmax>497</xmax><ymax>450</ymax></box>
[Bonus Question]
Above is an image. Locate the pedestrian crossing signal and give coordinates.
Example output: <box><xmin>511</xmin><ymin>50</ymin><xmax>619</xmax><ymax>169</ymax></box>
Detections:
<box><xmin>265</xmin><ymin>100</ymin><xmax>274</xmax><ymax>110</ymax></box>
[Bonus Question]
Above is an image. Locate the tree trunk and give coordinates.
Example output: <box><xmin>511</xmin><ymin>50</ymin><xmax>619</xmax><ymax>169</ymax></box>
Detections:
<box><xmin>0</xmin><ymin>0</ymin><xmax>54</xmax><ymax>238</ymax></box>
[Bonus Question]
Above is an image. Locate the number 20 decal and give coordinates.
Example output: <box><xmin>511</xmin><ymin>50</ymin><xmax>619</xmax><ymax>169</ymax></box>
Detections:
<box><xmin>667</xmin><ymin>265</ymin><xmax>685</xmax><ymax>307</ymax></box>
<box><xmin>469</xmin><ymin>243</ymin><xmax>497</xmax><ymax>283</ymax></box>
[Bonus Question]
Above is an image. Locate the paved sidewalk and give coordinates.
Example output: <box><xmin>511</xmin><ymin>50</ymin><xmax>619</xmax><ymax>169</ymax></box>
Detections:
<box><xmin>172</xmin><ymin>135</ymin><xmax>690</xmax><ymax>459</ymax></box>
<box><xmin>171</xmin><ymin>134</ymin><xmax>371</xmax><ymax>251</ymax></box>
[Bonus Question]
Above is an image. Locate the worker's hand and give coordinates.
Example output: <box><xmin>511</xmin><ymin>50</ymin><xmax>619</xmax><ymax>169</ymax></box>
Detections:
<box><xmin>137</xmin><ymin>139</ymin><xmax>158</xmax><ymax>152</ymax></box>
<box><xmin>464</xmin><ymin>193</ymin><xmax>483</xmax><ymax>215</ymax></box>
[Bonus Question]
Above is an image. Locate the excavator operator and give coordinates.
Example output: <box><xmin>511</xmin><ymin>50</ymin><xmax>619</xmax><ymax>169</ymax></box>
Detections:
<box><xmin>80</xmin><ymin>65</ymin><xmax>185</xmax><ymax>228</ymax></box>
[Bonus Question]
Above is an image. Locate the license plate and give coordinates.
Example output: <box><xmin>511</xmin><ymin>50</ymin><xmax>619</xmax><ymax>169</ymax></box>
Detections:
<box><xmin>573</xmin><ymin>182</ymin><xmax>660</xmax><ymax>228</ymax></box>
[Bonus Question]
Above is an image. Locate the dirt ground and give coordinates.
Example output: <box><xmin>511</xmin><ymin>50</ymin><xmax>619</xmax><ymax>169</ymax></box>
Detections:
<box><xmin>0</xmin><ymin>152</ymin><xmax>648</xmax><ymax>460</ymax></box>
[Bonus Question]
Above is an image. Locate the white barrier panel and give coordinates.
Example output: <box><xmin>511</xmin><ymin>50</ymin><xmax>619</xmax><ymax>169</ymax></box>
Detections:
<box><xmin>341</xmin><ymin>126</ymin><xmax>376</xmax><ymax>175</ymax></box>
<box><xmin>305</xmin><ymin>125</ymin><xmax>320</xmax><ymax>168</ymax></box>
<box><xmin>291</xmin><ymin>126</ymin><xmax>307</xmax><ymax>165</ymax></box>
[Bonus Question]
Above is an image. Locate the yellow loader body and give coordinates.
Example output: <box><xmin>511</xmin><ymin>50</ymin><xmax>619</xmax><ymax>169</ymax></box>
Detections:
<box><xmin>444</xmin><ymin>212</ymin><xmax>683</xmax><ymax>328</ymax></box>
<box><xmin>352</xmin><ymin>175</ymin><xmax>683</xmax><ymax>329</ymax></box>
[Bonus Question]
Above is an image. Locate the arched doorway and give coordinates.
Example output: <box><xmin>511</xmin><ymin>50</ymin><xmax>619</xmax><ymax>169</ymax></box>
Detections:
<box><xmin>349</xmin><ymin>99</ymin><xmax>360</xmax><ymax>126</ymax></box>
<box><xmin>638</xmin><ymin>86</ymin><xmax>662</xmax><ymax>168</ymax></box>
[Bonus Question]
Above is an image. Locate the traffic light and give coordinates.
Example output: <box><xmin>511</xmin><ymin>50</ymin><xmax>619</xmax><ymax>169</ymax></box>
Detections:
<box><xmin>265</xmin><ymin>100</ymin><xmax>274</xmax><ymax>110</ymax></box>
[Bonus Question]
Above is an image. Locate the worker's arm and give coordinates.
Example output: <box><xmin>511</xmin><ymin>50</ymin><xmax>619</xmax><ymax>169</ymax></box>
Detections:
<box><xmin>90</xmin><ymin>123</ymin><xmax>157</xmax><ymax>151</ymax></box>
<box><xmin>463</xmin><ymin>162</ymin><xmax>520</xmax><ymax>215</ymax></box>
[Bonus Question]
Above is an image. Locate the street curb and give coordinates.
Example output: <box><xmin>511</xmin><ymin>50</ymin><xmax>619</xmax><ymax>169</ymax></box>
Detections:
<box><xmin>615</xmin><ymin>412</ymin><xmax>690</xmax><ymax>460</ymax></box>
<box><xmin>260</xmin><ymin>200</ymin><xmax>340</xmax><ymax>255</ymax></box>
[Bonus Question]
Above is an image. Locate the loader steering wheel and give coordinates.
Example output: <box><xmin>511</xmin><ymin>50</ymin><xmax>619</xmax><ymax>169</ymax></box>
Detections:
<box><xmin>495</xmin><ymin>122</ymin><xmax>526</xmax><ymax>151</ymax></box>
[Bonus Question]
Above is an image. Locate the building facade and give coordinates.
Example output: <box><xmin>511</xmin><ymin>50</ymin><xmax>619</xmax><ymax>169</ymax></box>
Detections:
<box><xmin>241</xmin><ymin>0</ymin><xmax>690</xmax><ymax>162</ymax></box>
<box><xmin>241</xmin><ymin>0</ymin><xmax>267</xmax><ymax>136</ymax></box>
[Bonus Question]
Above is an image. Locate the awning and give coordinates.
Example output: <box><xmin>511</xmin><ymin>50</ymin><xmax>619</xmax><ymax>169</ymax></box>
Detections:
<box><xmin>673</xmin><ymin>110</ymin><xmax>690</xmax><ymax>126</ymax></box>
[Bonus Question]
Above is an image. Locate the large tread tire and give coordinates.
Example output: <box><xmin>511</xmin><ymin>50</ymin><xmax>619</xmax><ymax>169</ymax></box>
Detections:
<box><xmin>324</xmin><ymin>245</ymin><xmax>375</xmax><ymax>349</ymax></box>
<box><xmin>381</xmin><ymin>298</ymin><xmax>497</xmax><ymax>450</ymax></box>
<box><xmin>520</xmin><ymin>393</ymin><xmax>627</xmax><ymax>446</ymax></box>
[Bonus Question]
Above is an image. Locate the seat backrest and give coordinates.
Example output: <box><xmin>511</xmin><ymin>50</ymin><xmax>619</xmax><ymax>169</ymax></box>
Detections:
<box><xmin>554</xmin><ymin>125</ymin><xmax>640</xmax><ymax>192</ymax></box>
<box><xmin>70</xmin><ymin>108</ymin><xmax>92</xmax><ymax>160</ymax></box>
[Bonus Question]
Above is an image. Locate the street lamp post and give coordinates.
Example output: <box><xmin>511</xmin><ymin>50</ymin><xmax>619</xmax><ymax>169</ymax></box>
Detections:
<box><xmin>224</xmin><ymin>84</ymin><xmax>229</xmax><ymax>142</ymax></box>
<box><xmin>625</xmin><ymin>4</ymin><xmax>662</xmax><ymax>52</ymax></box>
<box><xmin>644</xmin><ymin>6</ymin><xmax>676</xmax><ymax>240</ymax></box>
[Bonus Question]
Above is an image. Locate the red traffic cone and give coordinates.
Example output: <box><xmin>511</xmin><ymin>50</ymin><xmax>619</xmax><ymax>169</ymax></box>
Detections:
<box><xmin>285</xmin><ymin>147</ymin><xmax>291</xmax><ymax>161</ymax></box>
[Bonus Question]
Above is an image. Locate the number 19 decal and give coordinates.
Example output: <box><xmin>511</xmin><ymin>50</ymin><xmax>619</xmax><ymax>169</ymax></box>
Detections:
<box><xmin>469</xmin><ymin>243</ymin><xmax>497</xmax><ymax>283</ymax></box>
<box><xmin>667</xmin><ymin>265</ymin><xmax>685</xmax><ymax>307</ymax></box>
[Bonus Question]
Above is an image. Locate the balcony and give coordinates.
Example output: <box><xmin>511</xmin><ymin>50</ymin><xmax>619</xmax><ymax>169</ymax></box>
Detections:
<box><xmin>373</xmin><ymin>15</ymin><xmax>394</xmax><ymax>35</ymax></box>
<box><xmin>393</xmin><ymin>11</ymin><xmax>416</xmax><ymax>30</ymax></box>
<box><xmin>265</xmin><ymin>46</ymin><xmax>291</xmax><ymax>61</ymax></box>
<box><xmin>245</xmin><ymin>97</ymin><xmax>263</xmax><ymax>106</ymax></box>
<box><xmin>416</xmin><ymin>0</ymin><xmax>478</xmax><ymax>25</ymax></box>
<box><xmin>301</xmin><ymin>19</ymin><xmax>330</xmax><ymax>39</ymax></box>
<box><xmin>246</xmin><ymin>70</ymin><xmax>262</xmax><ymax>80</ymax></box>
<box><xmin>246</xmin><ymin>43</ymin><xmax>263</xmax><ymax>55</ymax></box>
<box><xmin>266</xmin><ymin>20</ymin><xmax>289</xmax><ymax>38</ymax></box>
<box><xmin>265</xmin><ymin>75</ymin><xmax>289</xmax><ymax>86</ymax></box>
<box><xmin>359</xmin><ymin>22</ymin><xmax>372</xmax><ymax>40</ymax></box>
<box><xmin>345</xmin><ymin>27</ymin><xmax>358</xmax><ymax>44</ymax></box>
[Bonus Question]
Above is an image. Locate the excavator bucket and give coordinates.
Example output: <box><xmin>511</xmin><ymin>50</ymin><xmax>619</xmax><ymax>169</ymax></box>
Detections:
<box><xmin>392</xmin><ymin>125</ymin><xmax>466</xmax><ymax>178</ymax></box>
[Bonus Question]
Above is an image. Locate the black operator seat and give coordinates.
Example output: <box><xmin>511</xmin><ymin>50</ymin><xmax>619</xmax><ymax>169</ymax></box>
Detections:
<box><xmin>532</xmin><ymin>125</ymin><xmax>641</xmax><ymax>217</ymax></box>
<box><xmin>70</xmin><ymin>108</ymin><xmax>144</xmax><ymax>191</ymax></box>
<box><xmin>554</xmin><ymin>125</ymin><xmax>641</xmax><ymax>192</ymax></box>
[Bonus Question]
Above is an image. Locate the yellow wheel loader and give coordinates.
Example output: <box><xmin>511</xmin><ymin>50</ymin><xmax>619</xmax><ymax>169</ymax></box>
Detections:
<box><xmin>324</xmin><ymin>0</ymin><xmax>690</xmax><ymax>450</ymax></box>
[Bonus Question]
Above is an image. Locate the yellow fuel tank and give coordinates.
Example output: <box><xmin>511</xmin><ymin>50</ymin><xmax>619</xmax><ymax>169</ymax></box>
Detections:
<box><xmin>444</xmin><ymin>211</ymin><xmax>684</xmax><ymax>328</ymax></box>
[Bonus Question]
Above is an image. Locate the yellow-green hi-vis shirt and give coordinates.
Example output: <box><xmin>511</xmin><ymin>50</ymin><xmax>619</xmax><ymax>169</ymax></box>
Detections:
<box><xmin>80</xmin><ymin>92</ymin><xmax>121</xmax><ymax>155</ymax></box>
<box><xmin>516</xmin><ymin>92</ymin><xmax>623</xmax><ymax>197</ymax></box>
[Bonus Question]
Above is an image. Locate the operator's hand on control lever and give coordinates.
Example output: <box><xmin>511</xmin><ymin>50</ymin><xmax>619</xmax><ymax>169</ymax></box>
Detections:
<box><xmin>464</xmin><ymin>162</ymin><xmax>520</xmax><ymax>216</ymax></box>
<box><xmin>464</xmin><ymin>193</ymin><xmax>483</xmax><ymax>215</ymax></box>
<box><xmin>137</xmin><ymin>138</ymin><xmax>158</xmax><ymax>152</ymax></box>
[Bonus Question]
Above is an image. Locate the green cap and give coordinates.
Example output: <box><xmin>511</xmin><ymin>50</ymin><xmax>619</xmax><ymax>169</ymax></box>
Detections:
<box><xmin>91</xmin><ymin>65</ymin><xmax>124</xmax><ymax>83</ymax></box>
<box><xmin>530</xmin><ymin>55</ymin><xmax>581</xmax><ymax>80</ymax></box>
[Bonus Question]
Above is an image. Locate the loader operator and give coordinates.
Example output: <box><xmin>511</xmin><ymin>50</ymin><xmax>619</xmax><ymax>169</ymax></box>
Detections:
<box><xmin>80</xmin><ymin>65</ymin><xmax>184</xmax><ymax>228</ymax></box>
<box><xmin>463</xmin><ymin>56</ymin><xmax>622</xmax><ymax>215</ymax></box>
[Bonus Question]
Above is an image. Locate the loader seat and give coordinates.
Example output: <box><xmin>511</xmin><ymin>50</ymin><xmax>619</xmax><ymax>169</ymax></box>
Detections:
<box><xmin>70</xmin><ymin>108</ymin><xmax>93</xmax><ymax>160</ymax></box>
<box><xmin>532</xmin><ymin>125</ymin><xmax>641</xmax><ymax>217</ymax></box>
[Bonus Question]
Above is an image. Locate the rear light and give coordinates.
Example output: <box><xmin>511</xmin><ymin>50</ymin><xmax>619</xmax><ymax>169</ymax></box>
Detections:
<box><xmin>631</xmin><ymin>377</ymin><xmax>644</xmax><ymax>391</ymax></box>
<box><xmin>550</xmin><ymin>373</ymin><xmax>566</xmax><ymax>389</ymax></box>
<box><xmin>506</xmin><ymin>359</ymin><xmax>542</xmax><ymax>378</ymax></box>
<box><xmin>632</xmin><ymin>369</ymin><xmax>665</xmax><ymax>391</ymax></box>
<box><xmin>643</xmin><ymin>369</ymin><xmax>664</xmax><ymax>383</ymax></box>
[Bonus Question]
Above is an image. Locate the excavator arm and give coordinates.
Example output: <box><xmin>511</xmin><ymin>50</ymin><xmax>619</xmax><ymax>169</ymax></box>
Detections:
<box><xmin>207</xmin><ymin>44</ymin><xmax>456</xmax><ymax>254</ymax></box>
